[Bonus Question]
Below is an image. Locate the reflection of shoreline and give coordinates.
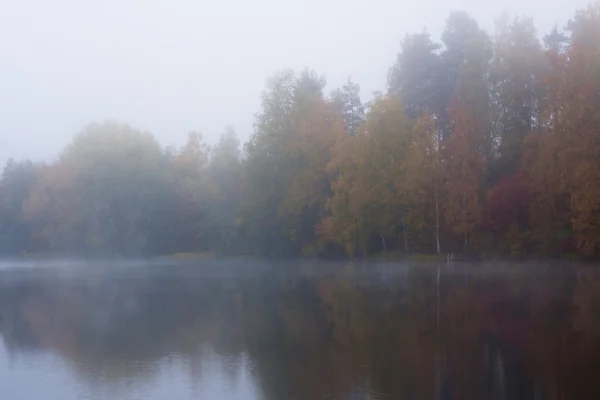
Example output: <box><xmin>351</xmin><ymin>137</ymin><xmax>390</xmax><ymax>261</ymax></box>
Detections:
<box><xmin>1</xmin><ymin>264</ymin><xmax>599</xmax><ymax>400</ymax></box>
<box><xmin>0</xmin><ymin>334</ymin><xmax>263</xmax><ymax>400</ymax></box>
<box><xmin>0</xmin><ymin>269</ymin><xmax>265</xmax><ymax>399</ymax></box>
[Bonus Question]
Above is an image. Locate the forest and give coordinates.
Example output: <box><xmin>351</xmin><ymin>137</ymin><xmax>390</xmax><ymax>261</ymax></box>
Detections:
<box><xmin>1</xmin><ymin>4</ymin><xmax>600</xmax><ymax>259</ymax></box>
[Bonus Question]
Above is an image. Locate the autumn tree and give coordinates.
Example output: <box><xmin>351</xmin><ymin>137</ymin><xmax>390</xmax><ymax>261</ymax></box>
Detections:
<box><xmin>278</xmin><ymin>98</ymin><xmax>344</xmax><ymax>256</ymax></box>
<box><xmin>240</xmin><ymin>69</ymin><xmax>340</xmax><ymax>257</ymax></box>
<box><xmin>403</xmin><ymin>114</ymin><xmax>443</xmax><ymax>253</ymax></box>
<box><xmin>523</xmin><ymin>26</ymin><xmax>571</xmax><ymax>255</ymax></box>
<box><xmin>444</xmin><ymin>28</ymin><xmax>490</xmax><ymax>252</ymax></box>
<box><xmin>483</xmin><ymin>172</ymin><xmax>531</xmax><ymax>256</ymax></box>
<box><xmin>320</xmin><ymin>95</ymin><xmax>413</xmax><ymax>256</ymax></box>
<box><xmin>317</xmin><ymin>117</ymin><xmax>360</xmax><ymax>256</ymax></box>
<box><xmin>24</xmin><ymin>121</ymin><xmax>169</xmax><ymax>256</ymax></box>
<box><xmin>562</xmin><ymin>5</ymin><xmax>600</xmax><ymax>255</ymax></box>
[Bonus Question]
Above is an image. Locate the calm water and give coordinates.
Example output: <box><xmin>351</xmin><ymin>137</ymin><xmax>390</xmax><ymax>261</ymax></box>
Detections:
<box><xmin>1</xmin><ymin>261</ymin><xmax>600</xmax><ymax>400</ymax></box>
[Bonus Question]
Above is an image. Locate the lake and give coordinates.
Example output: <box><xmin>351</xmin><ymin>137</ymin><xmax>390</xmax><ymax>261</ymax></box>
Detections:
<box><xmin>1</xmin><ymin>260</ymin><xmax>599</xmax><ymax>399</ymax></box>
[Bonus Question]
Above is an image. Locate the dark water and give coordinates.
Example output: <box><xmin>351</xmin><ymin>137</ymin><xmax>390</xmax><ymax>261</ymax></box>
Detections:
<box><xmin>2</xmin><ymin>261</ymin><xmax>600</xmax><ymax>400</ymax></box>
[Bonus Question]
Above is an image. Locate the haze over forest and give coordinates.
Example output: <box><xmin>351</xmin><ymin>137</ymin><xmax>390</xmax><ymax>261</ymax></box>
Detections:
<box><xmin>2</xmin><ymin>3</ymin><xmax>600</xmax><ymax>258</ymax></box>
<box><xmin>0</xmin><ymin>0</ymin><xmax>591</xmax><ymax>163</ymax></box>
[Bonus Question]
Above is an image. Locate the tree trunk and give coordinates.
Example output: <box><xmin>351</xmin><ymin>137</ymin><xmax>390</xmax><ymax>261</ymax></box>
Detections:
<box><xmin>380</xmin><ymin>232</ymin><xmax>387</xmax><ymax>253</ymax></box>
<box><xmin>435</xmin><ymin>183</ymin><xmax>441</xmax><ymax>254</ymax></box>
<box><xmin>461</xmin><ymin>195</ymin><xmax>468</xmax><ymax>253</ymax></box>
<box><xmin>402</xmin><ymin>221</ymin><xmax>410</xmax><ymax>253</ymax></box>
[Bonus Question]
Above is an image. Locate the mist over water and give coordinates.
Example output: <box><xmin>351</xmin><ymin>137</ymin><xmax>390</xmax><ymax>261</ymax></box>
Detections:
<box><xmin>2</xmin><ymin>261</ymin><xmax>600</xmax><ymax>400</ymax></box>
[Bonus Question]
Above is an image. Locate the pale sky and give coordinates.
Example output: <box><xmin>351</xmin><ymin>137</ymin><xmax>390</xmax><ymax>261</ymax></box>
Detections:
<box><xmin>0</xmin><ymin>0</ymin><xmax>593</xmax><ymax>165</ymax></box>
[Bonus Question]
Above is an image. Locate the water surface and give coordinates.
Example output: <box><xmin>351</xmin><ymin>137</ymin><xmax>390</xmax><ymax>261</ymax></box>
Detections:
<box><xmin>1</xmin><ymin>261</ymin><xmax>599</xmax><ymax>399</ymax></box>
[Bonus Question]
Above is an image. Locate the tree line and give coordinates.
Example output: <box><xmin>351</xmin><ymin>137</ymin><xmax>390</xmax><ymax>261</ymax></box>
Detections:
<box><xmin>2</xmin><ymin>4</ymin><xmax>600</xmax><ymax>258</ymax></box>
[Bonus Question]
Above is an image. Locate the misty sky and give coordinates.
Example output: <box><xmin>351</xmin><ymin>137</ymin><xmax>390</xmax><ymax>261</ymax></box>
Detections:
<box><xmin>0</xmin><ymin>0</ymin><xmax>592</xmax><ymax>165</ymax></box>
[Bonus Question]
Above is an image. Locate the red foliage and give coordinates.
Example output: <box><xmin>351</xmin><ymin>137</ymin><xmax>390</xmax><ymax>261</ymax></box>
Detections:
<box><xmin>314</xmin><ymin>222</ymin><xmax>324</xmax><ymax>235</ymax></box>
<box><xmin>484</xmin><ymin>173</ymin><xmax>531</xmax><ymax>232</ymax></box>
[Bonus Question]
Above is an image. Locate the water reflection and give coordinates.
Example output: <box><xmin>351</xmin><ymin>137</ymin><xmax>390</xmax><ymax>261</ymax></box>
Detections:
<box><xmin>1</xmin><ymin>262</ymin><xmax>600</xmax><ymax>399</ymax></box>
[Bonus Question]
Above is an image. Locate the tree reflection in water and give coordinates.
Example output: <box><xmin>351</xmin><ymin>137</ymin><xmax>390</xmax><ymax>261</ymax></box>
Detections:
<box><xmin>1</xmin><ymin>262</ymin><xmax>600</xmax><ymax>400</ymax></box>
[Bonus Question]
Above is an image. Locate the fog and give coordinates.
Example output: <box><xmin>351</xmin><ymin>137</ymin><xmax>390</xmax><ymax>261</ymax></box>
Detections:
<box><xmin>0</xmin><ymin>0</ymin><xmax>590</xmax><ymax>164</ymax></box>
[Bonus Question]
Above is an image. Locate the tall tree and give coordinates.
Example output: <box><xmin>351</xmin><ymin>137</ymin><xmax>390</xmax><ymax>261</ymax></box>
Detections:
<box><xmin>403</xmin><ymin>114</ymin><xmax>443</xmax><ymax>253</ymax></box>
<box><xmin>523</xmin><ymin>25</ymin><xmax>571</xmax><ymax>255</ymax></box>
<box><xmin>444</xmin><ymin>28</ymin><xmax>489</xmax><ymax>251</ymax></box>
<box><xmin>321</xmin><ymin>95</ymin><xmax>413</xmax><ymax>256</ymax></box>
<box><xmin>439</xmin><ymin>11</ymin><xmax>482</xmax><ymax>139</ymax></box>
<box><xmin>167</xmin><ymin>131</ymin><xmax>213</xmax><ymax>253</ymax></box>
<box><xmin>331</xmin><ymin>77</ymin><xmax>365</xmax><ymax>137</ymax></box>
<box><xmin>562</xmin><ymin>5</ymin><xmax>600</xmax><ymax>255</ymax></box>
<box><xmin>205</xmin><ymin>127</ymin><xmax>243</xmax><ymax>254</ymax></box>
<box><xmin>279</xmin><ymin>99</ymin><xmax>344</xmax><ymax>256</ymax></box>
<box><xmin>240</xmin><ymin>70</ymin><xmax>298</xmax><ymax>256</ymax></box>
<box><xmin>388</xmin><ymin>32</ymin><xmax>441</xmax><ymax>118</ymax></box>
<box><xmin>488</xmin><ymin>16</ymin><xmax>545</xmax><ymax>184</ymax></box>
<box><xmin>241</xmin><ymin>69</ymin><xmax>331</xmax><ymax>257</ymax></box>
